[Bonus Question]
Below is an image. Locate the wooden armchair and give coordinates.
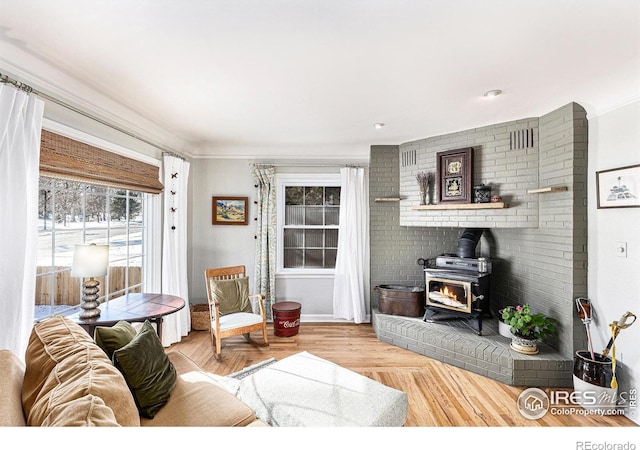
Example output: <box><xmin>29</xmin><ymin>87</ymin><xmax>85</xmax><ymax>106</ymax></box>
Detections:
<box><xmin>204</xmin><ymin>265</ymin><xmax>269</xmax><ymax>360</ymax></box>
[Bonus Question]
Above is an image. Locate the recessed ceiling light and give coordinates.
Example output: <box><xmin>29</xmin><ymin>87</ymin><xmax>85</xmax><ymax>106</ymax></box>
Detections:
<box><xmin>483</xmin><ymin>89</ymin><xmax>502</xmax><ymax>98</ymax></box>
<box><xmin>374</xmin><ymin>123</ymin><xmax>385</xmax><ymax>129</ymax></box>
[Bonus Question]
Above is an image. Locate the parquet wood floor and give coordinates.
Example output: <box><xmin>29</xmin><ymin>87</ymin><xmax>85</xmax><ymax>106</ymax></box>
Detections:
<box><xmin>168</xmin><ymin>322</ymin><xmax>637</xmax><ymax>427</ymax></box>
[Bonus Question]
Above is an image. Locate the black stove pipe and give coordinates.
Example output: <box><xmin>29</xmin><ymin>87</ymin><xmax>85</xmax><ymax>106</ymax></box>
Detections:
<box><xmin>456</xmin><ymin>228</ymin><xmax>484</xmax><ymax>259</ymax></box>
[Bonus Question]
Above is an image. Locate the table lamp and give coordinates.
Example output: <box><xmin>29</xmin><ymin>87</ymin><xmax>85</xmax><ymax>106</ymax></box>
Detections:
<box><xmin>71</xmin><ymin>243</ymin><xmax>109</xmax><ymax>319</ymax></box>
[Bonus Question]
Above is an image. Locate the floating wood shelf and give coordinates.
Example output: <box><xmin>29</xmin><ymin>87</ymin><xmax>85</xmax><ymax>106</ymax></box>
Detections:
<box><xmin>411</xmin><ymin>202</ymin><xmax>509</xmax><ymax>210</ymax></box>
<box><xmin>374</xmin><ymin>197</ymin><xmax>402</xmax><ymax>202</ymax></box>
<box><xmin>527</xmin><ymin>186</ymin><xmax>568</xmax><ymax>194</ymax></box>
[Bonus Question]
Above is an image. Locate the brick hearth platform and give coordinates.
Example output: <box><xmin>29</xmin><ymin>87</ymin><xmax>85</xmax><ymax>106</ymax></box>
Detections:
<box><xmin>372</xmin><ymin>309</ymin><xmax>573</xmax><ymax>388</ymax></box>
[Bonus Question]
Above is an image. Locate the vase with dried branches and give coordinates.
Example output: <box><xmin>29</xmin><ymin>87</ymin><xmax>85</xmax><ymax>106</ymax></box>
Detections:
<box><xmin>416</xmin><ymin>171</ymin><xmax>434</xmax><ymax>205</ymax></box>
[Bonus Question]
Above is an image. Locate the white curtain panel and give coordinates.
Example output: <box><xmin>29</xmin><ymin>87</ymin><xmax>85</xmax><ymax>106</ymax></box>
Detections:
<box><xmin>0</xmin><ymin>85</ymin><xmax>44</xmax><ymax>358</ymax></box>
<box><xmin>333</xmin><ymin>167</ymin><xmax>370</xmax><ymax>323</ymax></box>
<box><xmin>160</xmin><ymin>155</ymin><xmax>191</xmax><ymax>346</ymax></box>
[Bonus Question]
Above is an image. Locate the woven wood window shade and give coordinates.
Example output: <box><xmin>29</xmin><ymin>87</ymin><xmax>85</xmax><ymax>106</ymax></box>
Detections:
<box><xmin>39</xmin><ymin>130</ymin><xmax>164</xmax><ymax>194</ymax></box>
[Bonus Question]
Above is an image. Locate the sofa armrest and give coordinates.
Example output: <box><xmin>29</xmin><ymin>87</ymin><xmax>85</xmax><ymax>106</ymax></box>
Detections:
<box><xmin>164</xmin><ymin>350</ymin><xmax>202</xmax><ymax>374</ymax></box>
<box><xmin>139</xmin><ymin>351</ymin><xmax>260</xmax><ymax>427</ymax></box>
<box><xmin>0</xmin><ymin>350</ymin><xmax>27</xmax><ymax>426</ymax></box>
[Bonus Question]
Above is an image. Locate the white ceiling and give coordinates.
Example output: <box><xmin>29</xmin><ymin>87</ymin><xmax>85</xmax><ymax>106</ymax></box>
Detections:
<box><xmin>1</xmin><ymin>0</ymin><xmax>639</xmax><ymax>160</ymax></box>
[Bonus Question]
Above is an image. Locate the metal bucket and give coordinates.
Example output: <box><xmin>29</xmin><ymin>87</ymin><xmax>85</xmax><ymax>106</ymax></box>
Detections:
<box><xmin>272</xmin><ymin>302</ymin><xmax>301</xmax><ymax>337</ymax></box>
<box><xmin>375</xmin><ymin>285</ymin><xmax>425</xmax><ymax>317</ymax></box>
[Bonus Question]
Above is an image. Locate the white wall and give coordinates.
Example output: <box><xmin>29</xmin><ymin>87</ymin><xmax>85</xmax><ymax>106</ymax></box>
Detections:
<box><xmin>588</xmin><ymin>100</ymin><xmax>640</xmax><ymax>424</ymax></box>
<box><xmin>276</xmin><ymin>276</ymin><xmax>336</xmax><ymax>319</ymax></box>
<box><xmin>189</xmin><ymin>159</ymin><xmax>342</xmax><ymax>320</ymax></box>
<box><xmin>190</xmin><ymin>159</ymin><xmax>258</xmax><ymax>302</ymax></box>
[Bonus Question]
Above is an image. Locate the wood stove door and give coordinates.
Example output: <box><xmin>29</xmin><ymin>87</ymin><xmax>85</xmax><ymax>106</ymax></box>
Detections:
<box><xmin>425</xmin><ymin>277</ymin><xmax>472</xmax><ymax>314</ymax></box>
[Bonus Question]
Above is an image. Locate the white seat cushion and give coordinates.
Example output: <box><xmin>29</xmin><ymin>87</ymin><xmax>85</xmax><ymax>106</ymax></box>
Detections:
<box><xmin>218</xmin><ymin>312</ymin><xmax>264</xmax><ymax>331</ymax></box>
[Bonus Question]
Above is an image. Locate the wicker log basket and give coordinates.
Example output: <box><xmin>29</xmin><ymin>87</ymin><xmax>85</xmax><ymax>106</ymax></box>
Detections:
<box><xmin>191</xmin><ymin>304</ymin><xmax>210</xmax><ymax>331</ymax></box>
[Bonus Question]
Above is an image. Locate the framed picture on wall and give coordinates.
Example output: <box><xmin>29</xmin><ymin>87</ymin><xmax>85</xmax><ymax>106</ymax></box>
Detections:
<box><xmin>436</xmin><ymin>147</ymin><xmax>473</xmax><ymax>203</ymax></box>
<box><xmin>212</xmin><ymin>196</ymin><xmax>249</xmax><ymax>225</ymax></box>
<box><xmin>596</xmin><ymin>164</ymin><xmax>640</xmax><ymax>209</ymax></box>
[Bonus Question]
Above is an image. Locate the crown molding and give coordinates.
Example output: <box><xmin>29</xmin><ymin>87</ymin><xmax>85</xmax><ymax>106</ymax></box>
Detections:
<box><xmin>0</xmin><ymin>43</ymin><xmax>191</xmax><ymax>156</ymax></box>
<box><xmin>586</xmin><ymin>95</ymin><xmax>640</xmax><ymax>119</ymax></box>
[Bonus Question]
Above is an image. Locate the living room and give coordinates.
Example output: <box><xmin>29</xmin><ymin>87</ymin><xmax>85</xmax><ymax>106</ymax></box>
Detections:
<box><xmin>1</xmin><ymin>0</ymin><xmax>639</xmax><ymax>445</ymax></box>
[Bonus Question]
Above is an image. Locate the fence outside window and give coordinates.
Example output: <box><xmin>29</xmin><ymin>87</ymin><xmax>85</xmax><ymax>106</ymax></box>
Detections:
<box><xmin>35</xmin><ymin>177</ymin><xmax>146</xmax><ymax>320</ymax></box>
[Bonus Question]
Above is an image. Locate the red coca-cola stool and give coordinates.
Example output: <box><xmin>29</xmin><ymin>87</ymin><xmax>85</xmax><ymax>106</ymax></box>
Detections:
<box><xmin>272</xmin><ymin>301</ymin><xmax>301</xmax><ymax>337</ymax></box>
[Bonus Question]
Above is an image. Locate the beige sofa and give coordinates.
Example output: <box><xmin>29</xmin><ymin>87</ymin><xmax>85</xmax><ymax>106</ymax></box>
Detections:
<box><xmin>0</xmin><ymin>315</ymin><xmax>266</xmax><ymax>427</ymax></box>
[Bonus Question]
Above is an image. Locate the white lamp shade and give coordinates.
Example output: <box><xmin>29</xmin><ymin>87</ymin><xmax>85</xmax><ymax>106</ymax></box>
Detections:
<box><xmin>71</xmin><ymin>244</ymin><xmax>109</xmax><ymax>278</ymax></box>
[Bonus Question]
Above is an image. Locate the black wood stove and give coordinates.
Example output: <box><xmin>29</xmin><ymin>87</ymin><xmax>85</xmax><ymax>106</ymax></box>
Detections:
<box><xmin>418</xmin><ymin>229</ymin><xmax>492</xmax><ymax>335</ymax></box>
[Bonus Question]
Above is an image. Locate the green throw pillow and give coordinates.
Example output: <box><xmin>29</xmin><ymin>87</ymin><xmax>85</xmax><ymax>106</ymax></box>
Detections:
<box><xmin>112</xmin><ymin>320</ymin><xmax>177</xmax><ymax>419</ymax></box>
<box><xmin>94</xmin><ymin>320</ymin><xmax>137</xmax><ymax>360</ymax></box>
<box><xmin>209</xmin><ymin>276</ymin><xmax>253</xmax><ymax>316</ymax></box>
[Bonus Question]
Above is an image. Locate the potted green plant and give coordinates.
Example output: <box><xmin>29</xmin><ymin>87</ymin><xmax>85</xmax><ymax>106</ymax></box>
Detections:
<box><xmin>501</xmin><ymin>304</ymin><xmax>557</xmax><ymax>354</ymax></box>
<box><xmin>497</xmin><ymin>307</ymin><xmax>513</xmax><ymax>338</ymax></box>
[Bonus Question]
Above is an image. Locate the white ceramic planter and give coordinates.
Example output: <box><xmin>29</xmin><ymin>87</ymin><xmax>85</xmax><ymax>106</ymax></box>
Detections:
<box><xmin>497</xmin><ymin>309</ymin><xmax>513</xmax><ymax>338</ymax></box>
<box><xmin>498</xmin><ymin>320</ymin><xmax>513</xmax><ymax>338</ymax></box>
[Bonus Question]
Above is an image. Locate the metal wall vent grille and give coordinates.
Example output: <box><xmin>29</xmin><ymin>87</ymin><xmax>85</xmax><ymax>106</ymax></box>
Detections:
<box><xmin>401</xmin><ymin>149</ymin><xmax>417</xmax><ymax>167</ymax></box>
<box><xmin>510</xmin><ymin>128</ymin><xmax>535</xmax><ymax>150</ymax></box>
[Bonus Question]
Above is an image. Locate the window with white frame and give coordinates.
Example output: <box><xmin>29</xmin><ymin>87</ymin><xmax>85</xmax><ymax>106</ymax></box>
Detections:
<box><xmin>277</xmin><ymin>175</ymin><xmax>340</xmax><ymax>272</ymax></box>
<box><xmin>35</xmin><ymin>177</ymin><xmax>149</xmax><ymax>320</ymax></box>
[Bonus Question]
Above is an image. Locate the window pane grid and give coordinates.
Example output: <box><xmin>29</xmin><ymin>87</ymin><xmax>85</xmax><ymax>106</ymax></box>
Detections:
<box><xmin>36</xmin><ymin>177</ymin><xmax>146</xmax><ymax>321</ymax></box>
<box><xmin>283</xmin><ymin>185</ymin><xmax>340</xmax><ymax>269</ymax></box>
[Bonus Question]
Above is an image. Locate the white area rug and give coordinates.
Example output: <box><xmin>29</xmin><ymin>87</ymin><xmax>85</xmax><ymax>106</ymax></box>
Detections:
<box><xmin>227</xmin><ymin>357</ymin><xmax>278</xmax><ymax>379</ymax></box>
<box><xmin>234</xmin><ymin>351</ymin><xmax>408</xmax><ymax>427</ymax></box>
